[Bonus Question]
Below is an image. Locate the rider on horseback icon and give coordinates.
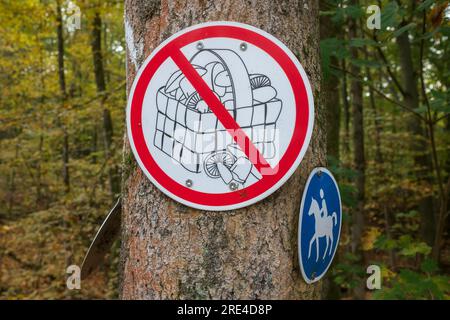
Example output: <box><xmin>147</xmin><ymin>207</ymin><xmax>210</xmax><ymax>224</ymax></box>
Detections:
<box><xmin>319</xmin><ymin>189</ymin><xmax>327</xmax><ymax>218</ymax></box>
<box><xmin>307</xmin><ymin>189</ymin><xmax>338</xmax><ymax>262</ymax></box>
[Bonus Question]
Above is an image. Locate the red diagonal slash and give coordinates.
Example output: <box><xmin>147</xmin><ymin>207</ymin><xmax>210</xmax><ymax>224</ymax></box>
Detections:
<box><xmin>170</xmin><ymin>48</ymin><xmax>273</xmax><ymax>174</ymax></box>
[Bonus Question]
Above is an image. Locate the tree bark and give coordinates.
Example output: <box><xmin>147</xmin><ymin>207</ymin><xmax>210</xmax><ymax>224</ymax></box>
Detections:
<box><xmin>91</xmin><ymin>9</ymin><xmax>121</xmax><ymax>198</ymax></box>
<box><xmin>120</xmin><ymin>0</ymin><xmax>325</xmax><ymax>300</ymax></box>
<box><xmin>56</xmin><ymin>0</ymin><xmax>66</xmax><ymax>99</ymax></box>
<box><xmin>320</xmin><ymin>1</ymin><xmax>340</xmax><ymax>162</ymax></box>
<box><xmin>341</xmin><ymin>59</ymin><xmax>350</xmax><ymax>156</ymax></box>
<box><xmin>56</xmin><ymin>0</ymin><xmax>70</xmax><ymax>193</ymax></box>
<box><xmin>365</xmin><ymin>60</ymin><xmax>382</xmax><ymax>164</ymax></box>
<box><xmin>396</xmin><ymin>30</ymin><xmax>435</xmax><ymax>246</ymax></box>
<box><xmin>348</xmin><ymin>10</ymin><xmax>365</xmax><ymax>299</ymax></box>
<box><xmin>91</xmin><ymin>11</ymin><xmax>106</xmax><ymax>93</ymax></box>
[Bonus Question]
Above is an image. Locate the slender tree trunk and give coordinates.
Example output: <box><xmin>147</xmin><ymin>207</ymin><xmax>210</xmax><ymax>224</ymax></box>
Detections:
<box><xmin>320</xmin><ymin>0</ymin><xmax>341</xmax><ymax>299</ymax></box>
<box><xmin>445</xmin><ymin>117</ymin><xmax>450</xmax><ymax>243</ymax></box>
<box><xmin>321</xmin><ymin>1</ymin><xmax>340</xmax><ymax>162</ymax></box>
<box><xmin>92</xmin><ymin>12</ymin><xmax>106</xmax><ymax>93</ymax></box>
<box><xmin>446</xmin><ymin>116</ymin><xmax>450</xmax><ymax>178</ymax></box>
<box><xmin>56</xmin><ymin>0</ymin><xmax>71</xmax><ymax>268</ymax></box>
<box><xmin>56</xmin><ymin>0</ymin><xmax>66</xmax><ymax>99</ymax></box>
<box><xmin>37</xmin><ymin>41</ymin><xmax>46</xmax><ymax>209</ymax></box>
<box><xmin>365</xmin><ymin>64</ymin><xmax>382</xmax><ymax>164</ymax></box>
<box><xmin>396</xmin><ymin>30</ymin><xmax>435</xmax><ymax>246</ymax></box>
<box><xmin>91</xmin><ymin>9</ymin><xmax>120</xmax><ymax>198</ymax></box>
<box><xmin>7</xmin><ymin>143</ymin><xmax>19</xmax><ymax>215</ymax></box>
<box><xmin>348</xmin><ymin>9</ymin><xmax>365</xmax><ymax>299</ymax></box>
<box><xmin>56</xmin><ymin>0</ymin><xmax>70</xmax><ymax>193</ymax></box>
<box><xmin>103</xmin><ymin>21</ymin><xmax>111</xmax><ymax>86</ymax></box>
<box><xmin>341</xmin><ymin>59</ymin><xmax>350</xmax><ymax>156</ymax></box>
<box><xmin>121</xmin><ymin>0</ymin><xmax>325</xmax><ymax>299</ymax></box>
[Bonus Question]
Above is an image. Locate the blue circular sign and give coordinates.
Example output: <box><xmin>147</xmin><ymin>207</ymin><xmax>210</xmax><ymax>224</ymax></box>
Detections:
<box><xmin>298</xmin><ymin>167</ymin><xmax>342</xmax><ymax>283</ymax></box>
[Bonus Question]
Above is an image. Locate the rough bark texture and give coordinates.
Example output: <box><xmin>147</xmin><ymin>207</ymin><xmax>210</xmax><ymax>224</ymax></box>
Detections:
<box><xmin>120</xmin><ymin>0</ymin><xmax>325</xmax><ymax>299</ymax></box>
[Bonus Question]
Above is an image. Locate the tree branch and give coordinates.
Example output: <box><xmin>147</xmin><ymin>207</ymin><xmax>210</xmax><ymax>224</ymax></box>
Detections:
<box><xmin>330</xmin><ymin>64</ymin><xmax>426</xmax><ymax>121</ymax></box>
<box><xmin>372</xmin><ymin>33</ymin><xmax>407</xmax><ymax>98</ymax></box>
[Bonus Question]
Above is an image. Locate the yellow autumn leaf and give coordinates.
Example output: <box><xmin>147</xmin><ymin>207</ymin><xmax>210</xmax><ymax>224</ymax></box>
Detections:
<box><xmin>362</xmin><ymin>227</ymin><xmax>381</xmax><ymax>251</ymax></box>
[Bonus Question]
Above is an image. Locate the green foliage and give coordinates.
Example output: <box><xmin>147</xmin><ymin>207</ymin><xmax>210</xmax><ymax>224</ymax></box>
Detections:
<box><xmin>323</xmin><ymin>0</ymin><xmax>449</xmax><ymax>300</ymax></box>
<box><xmin>348</xmin><ymin>38</ymin><xmax>379</xmax><ymax>48</ymax></box>
<box><xmin>392</xmin><ymin>23</ymin><xmax>417</xmax><ymax>38</ymax></box>
<box><xmin>429</xmin><ymin>91</ymin><xmax>450</xmax><ymax>113</ymax></box>
<box><xmin>330</xmin><ymin>5</ymin><xmax>365</xmax><ymax>24</ymax></box>
<box><xmin>372</xmin><ymin>262</ymin><xmax>450</xmax><ymax>300</ymax></box>
<box><xmin>375</xmin><ymin>234</ymin><xmax>431</xmax><ymax>257</ymax></box>
<box><xmin>349</xmin><ymin>58</ymin><xmax>384</xmax><ymax>68</ymax></box>
<box><xmin>417</xmin><ymin>0</ymin><xmax>435</xmax><ymax>12</ymax></box>
<box><xmin>328</xmin><ymin>157</ymin><xmax>357</xmax><ymax>208</ymax></box>
<box><xmin>380</xmin><ymin>2</ymin><xmax>402</xmax><ymax>30</ymax></box>
<box><xmin>320</xmin><ymin>38</ymin><xmax>348</xmax><ymax>78</ymax></box>
<box><xmin>332</xmin><ymin>252</ymin><xmax>366</xmax><ymax>290</ymax></box>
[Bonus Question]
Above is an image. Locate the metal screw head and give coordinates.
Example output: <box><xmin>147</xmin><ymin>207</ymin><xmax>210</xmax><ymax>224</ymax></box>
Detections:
<box><xmin>185</xmin><ymin>179</ymin><xmax>193</xmax><ymax>187</ymax></box>
<box><xmin>311</xmin><ymin>271</ymin><xmax>316</xmax><ymax>280</ymax></box>
<box><xmin>239</xmin><ymin>42</ymin><xmax>247</xmax><ymax>51</ymax></box>
<box><xmin>317</xmin><ymin>170</ymin><xmax>322</xmax><ymax>177</ymax></box>
<box><xmin>229</xmin><ymin>182</ymin><xmax>238</xmax><ymax>191</ymax></box>
<box><xmin>196</xmin><ymin>42</ymin><xmax>204</xmax><ymax>50</ymax></box>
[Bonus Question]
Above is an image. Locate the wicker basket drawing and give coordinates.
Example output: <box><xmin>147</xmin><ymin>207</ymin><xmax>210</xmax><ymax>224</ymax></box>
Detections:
<box><xmin>153</xmin><ymin>48</ymin><xmax>282</xmax><ymax>185</ymax></box>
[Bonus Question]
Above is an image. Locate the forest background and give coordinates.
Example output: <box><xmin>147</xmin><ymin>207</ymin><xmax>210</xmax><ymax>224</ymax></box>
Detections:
<box><xmin>0</xmin><ymin>0</ymin><xmax>449</xmax><ymax>299</ymax></box>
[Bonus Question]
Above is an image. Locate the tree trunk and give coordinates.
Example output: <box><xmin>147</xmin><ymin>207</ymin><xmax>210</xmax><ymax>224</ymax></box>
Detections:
<box><xmin>396</xmin><ymin>30</ymin><xmax>435</xmax><ymax>246</ymax></box>
<box><xmin>91</xmin><ymin>11</ymin><xmax>106</xmax><ymax>93</ymax></box>
<box><xmin>348</xmin><ymin>11</ymin><xmax>365</xmax><ymax>299</ymax></box>
<box><xmin>120</xmin><ymin>0</ymin><xmax>324</xmax><ymax>300</ymax></box>
<box><xmin>321</xmin><ymin>1</ymin><xmax>340</xmax><ymax>162</ymax></box>
<box><xmin>341</xmin><ymin>59</ymin><xmax>350</xmax><ymax>156</ymax></box>
<box><xmin>365</xmin><ymin>61</ymin><xmax>382</xmax><ymax>164</ymax></box>
<box><xmin>320</xmin><ymin>0</ymin><xmax>341</xmax><ymax>299</ymax></box>
<box><xmin>56</xmin><ymin>0</ymin><xmax>70</xmax><ymax>193</ymax></box>
<box><xmin>56</xmin><ymin>0</ymin><xmax>66</xmax><ymax>99</ymax></box>
<box><xmin>91</xmin><ymin>9</ymin><xmax>121</xmax><ymax>198</ymax></box>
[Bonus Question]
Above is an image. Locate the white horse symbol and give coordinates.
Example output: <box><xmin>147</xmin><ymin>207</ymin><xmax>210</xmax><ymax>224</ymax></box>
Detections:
<box><xmin>307</xmin><ymin>189</ymin><xmax>337</xmax><ymax>261</ymax></box>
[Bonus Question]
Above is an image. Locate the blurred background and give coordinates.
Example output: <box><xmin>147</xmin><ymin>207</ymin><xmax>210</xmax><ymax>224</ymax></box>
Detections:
<box><xmin>0</xmin><ymin>0</ymin><xmax>449</xmax><ymax>299</ymax></box>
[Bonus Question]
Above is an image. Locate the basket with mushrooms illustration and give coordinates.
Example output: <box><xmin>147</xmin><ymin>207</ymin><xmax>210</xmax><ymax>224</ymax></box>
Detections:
<box><xmin>154</xmin><ymin>49</ymin><xmax>282</xmax><ymax>185</ymax></box>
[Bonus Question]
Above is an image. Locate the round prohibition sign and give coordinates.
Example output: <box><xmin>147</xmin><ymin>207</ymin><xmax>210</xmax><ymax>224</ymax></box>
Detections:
<box><xmin>127</xmin><ymin>22</ymin><xmax>314</xmax><ymax>210</ymax></box>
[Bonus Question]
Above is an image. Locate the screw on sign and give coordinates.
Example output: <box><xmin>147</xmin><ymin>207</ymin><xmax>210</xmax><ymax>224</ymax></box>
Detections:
<box><xmin>127</xmin><ymin>22</ymin><xmax>314</xmax><ymax>210</ymax></box>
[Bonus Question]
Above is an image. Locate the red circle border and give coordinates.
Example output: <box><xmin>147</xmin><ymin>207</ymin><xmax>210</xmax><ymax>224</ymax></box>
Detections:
<box><xmin>129</xmin><ymin>24</ymin><xmax>311</xmax><ymax>207</ymax></box>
